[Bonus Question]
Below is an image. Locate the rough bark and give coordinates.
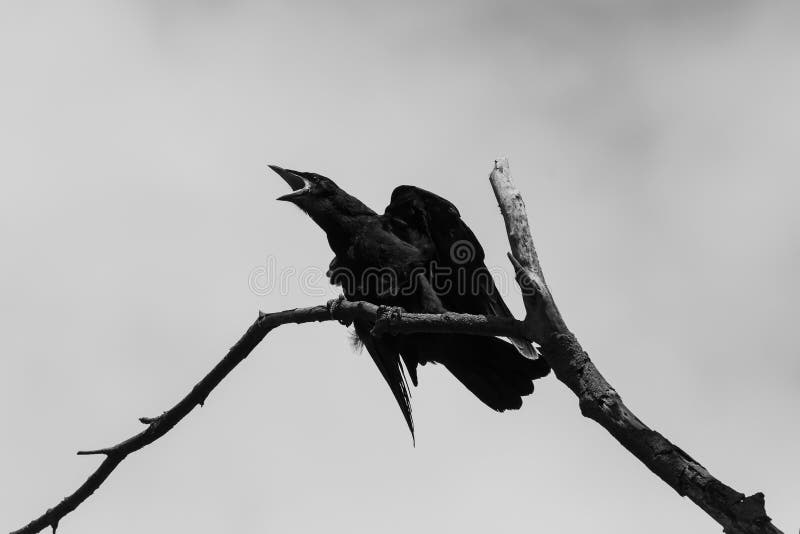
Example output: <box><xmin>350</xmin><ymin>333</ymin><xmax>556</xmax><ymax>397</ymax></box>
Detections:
<box><xmin>489</xmin><ymin>157</ymin><xmax>781</xmax><ymax>534</ymax></box>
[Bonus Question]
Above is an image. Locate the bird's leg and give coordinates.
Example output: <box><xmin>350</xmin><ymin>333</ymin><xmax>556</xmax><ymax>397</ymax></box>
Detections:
<box><xmin>415</xmin><ymin>272</ymin><xmax>447</xmax><ymax>313</ymax></box>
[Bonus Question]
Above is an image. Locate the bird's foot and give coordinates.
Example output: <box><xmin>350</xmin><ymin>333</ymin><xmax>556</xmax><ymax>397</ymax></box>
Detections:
<box><xmin>327</xmin><ymin>295</ymin><xmax>353</xmax><ymax>326</ymax></box>
<box><xmin>372</xmin><ymin>305</ymin><xmax>405</xmax><ymax>336</ymax></box>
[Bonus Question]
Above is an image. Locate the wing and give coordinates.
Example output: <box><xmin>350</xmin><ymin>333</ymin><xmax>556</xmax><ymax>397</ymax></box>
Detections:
<box><xmin>384</xmin><ymin>185</ymin><xmax>540</xmax><ymax>360</ymax></box>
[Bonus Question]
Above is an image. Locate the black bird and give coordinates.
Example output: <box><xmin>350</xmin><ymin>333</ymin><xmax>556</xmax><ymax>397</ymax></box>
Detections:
<box><xmin>270</xmin><ymin>165</ymin><xmax>550</xmax><ymax>439</ymax></box>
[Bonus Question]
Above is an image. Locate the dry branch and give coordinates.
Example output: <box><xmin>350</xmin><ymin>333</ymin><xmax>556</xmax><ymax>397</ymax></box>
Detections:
<box><xmin>489</xmin><ymin>157</ymin><xmax>782</xmax><ymax>534</ymax></box>
<box><xmin>10</xmin><ymin>299</ymin><xmax>522</xmax><ymax>534</ymax></box>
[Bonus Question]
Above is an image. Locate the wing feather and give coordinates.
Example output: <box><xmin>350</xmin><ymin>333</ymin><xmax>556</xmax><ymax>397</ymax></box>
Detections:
<box><xmin>384</xmin><ymin>185</ymin><xmax>541</xmax><ymax>360</ymax></box>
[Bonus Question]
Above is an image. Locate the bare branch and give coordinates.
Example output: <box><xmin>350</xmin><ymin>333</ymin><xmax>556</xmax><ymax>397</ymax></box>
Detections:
<box><xmin>489</xmin><ymin>157</ymin><xmax>782</xmax><ymax>534</ymax></box>
<box><xmin>10</xmin><ymin>298</ymin><xmax>521</xmax><ymax>534</ymax></box>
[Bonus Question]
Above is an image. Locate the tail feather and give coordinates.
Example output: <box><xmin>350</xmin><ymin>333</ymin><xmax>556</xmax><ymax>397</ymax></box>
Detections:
<box><xmin>400</xmin><ymin>334</ymin><xmax>549</xmax><ymax>412</ymax></box>
<box><xmin>354</xmin><ymin>321</ymin><xmax>415</xmax><ymax>442</ymax></box>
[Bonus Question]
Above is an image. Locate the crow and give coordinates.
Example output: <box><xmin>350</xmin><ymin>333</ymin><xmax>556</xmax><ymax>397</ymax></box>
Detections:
<box><xmin>270</xmin><ymin>165</ymin><xmax>550</xmax><ymax>439</ymax></box>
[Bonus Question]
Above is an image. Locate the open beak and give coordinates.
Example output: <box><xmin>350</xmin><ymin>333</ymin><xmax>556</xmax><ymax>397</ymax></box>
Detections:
<box><xmin>269</xmin><ymin>165</ymin><xmax>311</xmax><ymax>201</ymax></box>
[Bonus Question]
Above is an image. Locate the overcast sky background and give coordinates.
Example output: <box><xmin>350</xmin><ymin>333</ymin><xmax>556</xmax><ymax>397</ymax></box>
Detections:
<box><xmin>2</xmin><ymin>1</ymin><xmax>798</xmax><ymax>532</ymax></box>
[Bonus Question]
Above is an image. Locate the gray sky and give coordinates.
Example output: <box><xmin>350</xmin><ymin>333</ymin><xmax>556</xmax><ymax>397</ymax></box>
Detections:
<box><xmin>2</xmin><ymin>1</ymin><xmax>798</xmax><ymax>532</ymax></box>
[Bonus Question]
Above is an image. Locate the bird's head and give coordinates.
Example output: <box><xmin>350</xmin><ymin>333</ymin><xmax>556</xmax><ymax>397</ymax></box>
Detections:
<box><xmin>269</xmin><ymin>165</ymin><xmax>375</xmax><ymax>232</ymax></box>
<box><xmin>269</xmin><ymin>165</ymin><xmax>341</xmax><ymax>206</ymax></box>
